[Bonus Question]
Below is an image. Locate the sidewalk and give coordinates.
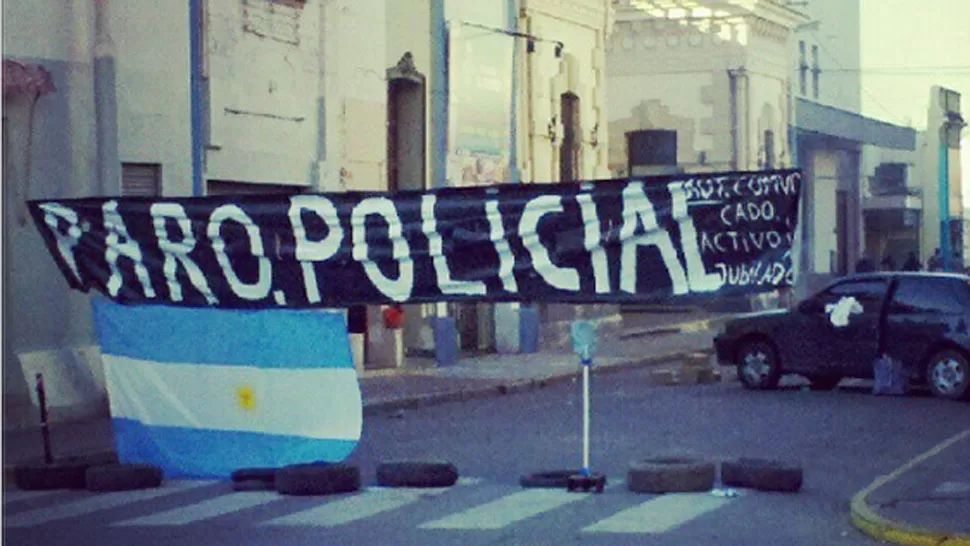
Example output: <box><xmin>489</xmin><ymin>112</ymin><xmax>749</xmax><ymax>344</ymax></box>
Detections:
<box><xmin>851</xmin><ymin>428</ymin><xmax>970</xmax><ymax>545</ymax></box>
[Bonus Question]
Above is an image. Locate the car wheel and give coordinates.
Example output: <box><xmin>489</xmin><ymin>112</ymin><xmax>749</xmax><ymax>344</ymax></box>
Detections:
<box><xmin>735</xmin><ymin>339</ymin><xmax>781</xmax><ymax>390</ymax></box>
<box><xmin>925</xmin><ymin>349</ymin><xmax>969</xmax><ymax>401</ymax></box>
<box><xmin>806</xmin><ymin>375</ymin><xmax>841</xmax><ymax>391</ymax></box>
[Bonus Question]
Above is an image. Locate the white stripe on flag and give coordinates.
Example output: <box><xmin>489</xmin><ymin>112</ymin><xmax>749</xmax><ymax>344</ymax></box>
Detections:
<box><xmin>104</xmin><ymin>355</ymin><xmax>361</xmax><ymax>440</ymax></box>
<box><xmin>114</xmin><ymin>491</ymin><xmax>280</xmax><ymax>526</ymax></box>
<box><xmin>264</xmin><ymin>477</ymin><xmax>479</xmax><ymax>527</ymax></box>
<box><xmin>419</xmin><ymin>488</ymin><xmax>589</xmax><ymax>530</ymax></box>
<box><xmin>582</xmin><ymin>493</ymin><xmax>731</xmax><ymax>534</ymax></box>
<box><xmin>5</xmin><ymin>481</ymin><xmax>213</xmax><ymax>527</ymax></box>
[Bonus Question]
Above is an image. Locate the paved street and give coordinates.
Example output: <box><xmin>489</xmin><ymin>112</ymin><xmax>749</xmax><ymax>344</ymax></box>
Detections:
<box><xmin>5</xmin><ymin>365</ymin><xmax>967</xmax><ymax>546</ymax></box>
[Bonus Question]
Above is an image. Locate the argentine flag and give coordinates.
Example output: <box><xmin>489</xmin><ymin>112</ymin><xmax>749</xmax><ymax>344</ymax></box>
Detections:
<box><xmin>92</xmin><ymin>299</ymin><xmax>362</xmax><ymax>479</ymax></box>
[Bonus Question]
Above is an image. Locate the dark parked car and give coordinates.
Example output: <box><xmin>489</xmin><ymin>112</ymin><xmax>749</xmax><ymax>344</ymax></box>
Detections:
<box><xmin>714</xmin><ymin>272</ymin><xmax>970</xmax><ymax>400</ymax></box>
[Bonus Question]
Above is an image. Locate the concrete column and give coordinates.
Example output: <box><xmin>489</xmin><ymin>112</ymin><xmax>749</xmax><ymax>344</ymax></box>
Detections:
<box><xmin>94</xmin><ymin>0</ymin><xmax>120</xmax><ymax>196</ymax></box>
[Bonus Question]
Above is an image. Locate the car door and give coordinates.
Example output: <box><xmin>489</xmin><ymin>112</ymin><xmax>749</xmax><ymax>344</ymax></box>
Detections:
<box><xmin>883</xmin><ymin>277</ymin><xmax>970</xmax><ymax>374</ymax></box>
<box><xmin>790</xmin><ymin>278</ymin><xmax>889</xmax><ymax>377</ymax></box>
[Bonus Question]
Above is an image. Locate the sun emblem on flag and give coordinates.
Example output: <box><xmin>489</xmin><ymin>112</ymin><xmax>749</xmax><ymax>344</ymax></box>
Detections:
<box><xmin>236</xmin><ymin>385</ymin><xmax>256</xmax><ymax>411</ymax></box>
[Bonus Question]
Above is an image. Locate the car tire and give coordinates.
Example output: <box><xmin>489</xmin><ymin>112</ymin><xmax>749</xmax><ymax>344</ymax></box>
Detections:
<box><xmin>925</xmin><ymin>349</ymin><xmax>970</xmax><ymax>401</ymax></box>
<box><xmin>13</xmin><ymin>453</ymin><xmax>119</xmax><ymax>491</ymax></box>
<box><xmin>275</xmin><ymin>462</ymin><xmax>361</xmax><ymax>496</ymax></box>
<box><xmin>806</xmin><ymin>375</ymin><xmax>841</xmax><ymax>391</ymax></box>
<box><xmin>85</xmin><ymin>463</ymin><xmax>164</xmax><ymax>492</ymax></box>
<box><xmin>519</xmin><ymin>470</ymin><xmax>580</xmax><ymax>489</ymax></box>
<box><xmin>735</xmin><ymin>339</ymin><xmax>781</xmax><ymax>390</ymax></box>
<box><xmin>627</xmin><ymin>457</ymin><xmax>716</xmax><ymax>494</ymax></box>
<box><xmin>376</xmin><ymin>461</ymin><xmax>459</xmax><ymax>488</ymax></box>
<box><xmin>721</xmin><ymin>458</ymin><xmax>803</xmax><ymax>492</ymax></box>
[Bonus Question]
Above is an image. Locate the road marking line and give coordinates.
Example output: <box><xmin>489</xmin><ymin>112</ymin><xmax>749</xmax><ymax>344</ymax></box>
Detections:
<box><xmin>850</xmin><ymin>427</ymin><xmax>970</xmax><ymax>545</ymax></box>
<box><xmin>935</xmin><ymin>481</ymin><xmax>970</xmax><ymax>495</ymax></box>
<box><xmin>266</xmin><ymin>478</ymin><xmax>478</xmax><ymax>527</ymax></box>
<box><xmin>114</xmin><ymin>491</ymin><xmax>279</xmax><ymax>526</ymax></box>
<box><xmin>582</xmin><ymin>493</ymin><xmax>731</xmax><ymax>534</ymax></box>
<box><xmin>3</xmin><ymin>490</ymin><xmax>64</xmax><ymax>504</ymax></box>
<box><xmin>419</xmin><ymin>488</ymin><xmax>589</xmax><ymax>530</ymax></box>
<box><xmin>5</xmin><ymin>480</ymin><xmax>213</xmax><ymax>527</ymax></box>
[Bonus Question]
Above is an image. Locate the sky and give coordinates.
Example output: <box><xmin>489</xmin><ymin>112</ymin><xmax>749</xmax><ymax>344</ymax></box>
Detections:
<box><xmin>858</xmin><ymin>0</ymin><xmax>970</xmax><ymax>204</ymax></box>
<box><xmin>859</xmin><ymin>0</ymin><xmax>969</xmax><ymax>128</ymax></box>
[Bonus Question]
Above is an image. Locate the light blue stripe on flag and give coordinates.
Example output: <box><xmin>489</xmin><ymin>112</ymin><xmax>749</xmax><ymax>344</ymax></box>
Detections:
<box><xmin>92</xmin><ymin>298</ymin><xmax>352</xmax><ymax>368</ymax></box>
<box><xmin>112</xmin><ymin>419</ymin><xmax>358</xmax><ymax>479</ymax></box>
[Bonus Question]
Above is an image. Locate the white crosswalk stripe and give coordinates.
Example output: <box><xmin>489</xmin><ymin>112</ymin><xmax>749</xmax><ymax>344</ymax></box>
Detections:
<box><xmin>264</xmin><ymin>477</ymin><xmax>480</xmax><ymax>527</ymax></box>
<box><xmin>4</xmin><ymin>478</ymin><xmax>750</xmax><ymax>534</ymax></box>
<box><xmin>583</xmin><ymin>493</ymin><xmax>732</xmax><ymax>534</ymax></box>
<box><xmin>419</xmin><ymin>488</ymin><xmax>590</xmax><ymax>530</ymax></box>
<box><xmin>114</xmin><ymin>491</ymin><xmax>280</xmax><ymax>526</ymax></box>
<box><xmin>5</xmin><ymin>480</ymin><xmax>214</xmax><ymax>528</ymax></box>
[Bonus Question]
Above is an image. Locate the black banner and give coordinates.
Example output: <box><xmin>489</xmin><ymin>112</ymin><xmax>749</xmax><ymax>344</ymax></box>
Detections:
<box><xmin>28</xmin><ymin>169</ymin><xmax>801</xmax><ymax>308</ymax></box>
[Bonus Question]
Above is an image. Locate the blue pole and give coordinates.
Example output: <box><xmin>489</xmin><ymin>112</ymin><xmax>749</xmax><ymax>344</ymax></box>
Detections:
<box><xmin>430</xmin><ymin>0</ymin><xmax>457</xmax><ymax>365</ymax></box>
<box><xmin>430</xmin><ymin>0</ymin><xmax>448</xmax><ymax>189</ymax></box>
<box><xmin>939</xmin><ymin>136</ymin><xmax>951</xmax><ymax>271</ymax></box>
<box><xmin>508</xmin><ymin>0</ymin><xmax>520</xmax><ymax>184</ymax></box>
<box><xmin>190</xmin><ymin>0</ymin><xmax>204</xmax><ymax>196</ymax></box>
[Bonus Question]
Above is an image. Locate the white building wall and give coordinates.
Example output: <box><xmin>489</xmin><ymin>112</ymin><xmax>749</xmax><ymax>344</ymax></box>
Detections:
<box><xmin>791</xmin><ymin>0</ymin><xmax>860</xmax><ymax>112</ymax></box>
<box><xmin>204</xmin><ymin>0</ymin><xmax>324</xmax><ymax>188</ymax></box>
<box><xmin>521</xmin><ymin>0</ymin><xmax>611</xmax><ymax>184</ymax></box>
<box><xmin>112</xmin><ymin>1</ymin><xmax>192</xmax><ymax>196</ymax></box>
<box><xmin>607</xmin><ymin>9</ymin><xmax>794</xmax><ymax>176</ymax></box>
<box><xmin>2</xmin><ymin>1</ymin><xmax>103</xmax><ymax>422</ymax></box>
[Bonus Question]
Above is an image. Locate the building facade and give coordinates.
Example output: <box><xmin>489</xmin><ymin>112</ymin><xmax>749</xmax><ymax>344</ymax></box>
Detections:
<box><xmin>2</xmin><ymin>0</ymin><xmax>615</xmax><ymax>426</ymax></box>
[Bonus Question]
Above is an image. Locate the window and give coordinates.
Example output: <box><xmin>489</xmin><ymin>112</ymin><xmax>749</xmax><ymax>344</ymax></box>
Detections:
<box><xmin>763</xmin><ymin>130</ymin><xmax>775</xmax><ymax>169</ymax></box>
<box><xmin>798</xmin><ymin>41</ymin><xmax>807</xmax><ymax>96</ymax></box>
<box><xmin>626</xmin><ymin>129</ymin><xmax>677</xmax><ymax>176</ymax></box>
<box><xmin>889</xmin><ymin>278</ymin><xmax>970</xmax><ymax>314</ymax></box>
<box><xmin>122</xmin><ymin>163</ymin><xmax>161</xmax><ymax>196</ymax></box>
<box><xmin>814</xmin><ymin>279</ymin><xmax>888</xmax><ymax>313</ymax></box>
<box><xmin>559</xmin><ymin>93</ymin><xmax>581</xmax><ymax>182</ymax></box>
<box><xmin>811</xmin><ymin>45</ymin><xmax>820</xmax><ymax>99</ymax></box>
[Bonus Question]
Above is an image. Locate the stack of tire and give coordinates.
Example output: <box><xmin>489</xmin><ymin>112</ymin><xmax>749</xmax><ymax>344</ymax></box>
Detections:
<box><xmin>231</xmin><ymin>460</ymin><xmax>459</xmax><ymax>496</ymax></box>
<box><xmin>626</xmin><ymin>456</ymin><xmax>802</xmax><ymax>494</ymax></box>
<box><xmin>14</xmin><ymin>454</ymin><xmax>165</xmax><ymax>492</ymax></box>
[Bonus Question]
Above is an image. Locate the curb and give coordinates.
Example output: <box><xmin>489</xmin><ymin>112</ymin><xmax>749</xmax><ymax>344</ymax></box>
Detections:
<box><xmin>363</xmin><ymin>347</ymin><xmax>715</xmax><ymax>416</ymax></box>
<box><xmin>620</xmin><ymin>316</ymin><xmax>730</xmax><ymax>340</ymax></box>
<box><xmin>849</xmin><ymin>428</ymin><xmax>970</xmax><ymax>546</ymax></box>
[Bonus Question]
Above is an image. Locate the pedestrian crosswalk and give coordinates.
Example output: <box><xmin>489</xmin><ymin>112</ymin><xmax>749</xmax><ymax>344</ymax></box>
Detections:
<box><xmin>3</xmin><ymin>477</ymin><xmax>749</xmax><ymax>534</ymax></box>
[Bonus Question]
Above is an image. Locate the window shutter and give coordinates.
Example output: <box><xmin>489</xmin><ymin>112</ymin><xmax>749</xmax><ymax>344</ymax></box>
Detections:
<box><xmin>122</xmin><ymin>163</ymin><xmax>161</xmax><ymax>196</ymax></box>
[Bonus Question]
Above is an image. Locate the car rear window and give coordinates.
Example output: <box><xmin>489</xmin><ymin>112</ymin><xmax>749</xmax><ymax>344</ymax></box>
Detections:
<box><xmin>890</xmin><ymin>278</ymin><xmax>970</xmax><ymax>314</ymax></box>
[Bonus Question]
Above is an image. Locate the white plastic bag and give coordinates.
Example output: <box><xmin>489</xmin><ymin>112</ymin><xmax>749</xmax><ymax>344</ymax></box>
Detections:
<box><xmin>873</xmin><ymin>354</ymin><xmax>908</xmax><ymax>396</ymax></box>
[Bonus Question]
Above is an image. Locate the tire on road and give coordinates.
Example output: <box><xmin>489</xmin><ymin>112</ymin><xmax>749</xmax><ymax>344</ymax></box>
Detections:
<box><xmin>519</xmin><ymin>470</ymin><xmax>580</xmax><ymax>489</ymax></box>
<box><xmin>85</xmin><ymin>463</ymin><xmax>163</xmax><ymax>492</ymax></box>
<box><xmin>735</xmin><ymin>338</ymin><xmax>781</xmax><ymax>390</ymax></box>
<box><xmin>627</xmin><ymin>457</ymin><xmax>716</xmax><ymax>494</ymax></box>
<box><xmin>14</xmin><ymin>453</ymin><xmax>119</xmax><ymax>491</ymax></box>
<box><xmin>721</xmin><ymin>458</ymin><xmax>803</xmax><ymax>492</ymax></box>
<box><xmin>376</xmin><ymin>460</ymin><xmax>458</xmax><ymax>488</ymax></box>
<box><xmin>275</xmin><ymin>462</ymin><xmax>361</xmax><ymax>496</ymax></box>
<box><xmin>924</xmin><ymin>348</ymin><xmax>970</xmax><ymax>401</ymax></box>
